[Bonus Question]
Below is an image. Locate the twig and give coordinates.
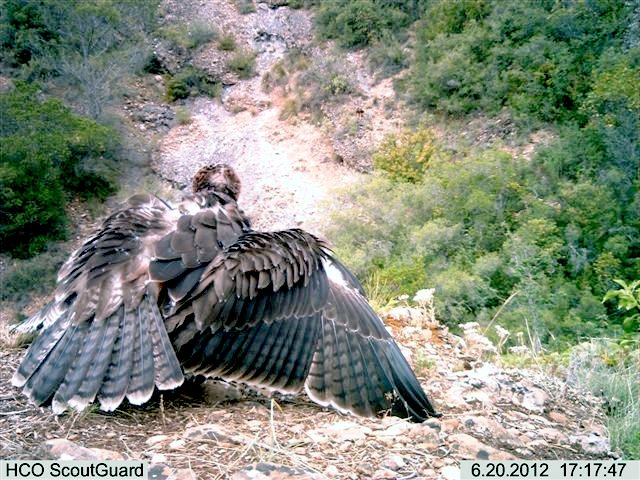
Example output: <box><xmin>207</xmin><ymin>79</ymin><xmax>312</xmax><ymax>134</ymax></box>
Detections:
<box><xmin>0</xmin><ymin>409</ymin><xmax>31</xmax><ymax>415</ymax></box>
<box><xmin>64</xmin><ymin>411</ymin><xmax>82</xmax><ymax>439</ymax></box>
<box><xmin>483</xmin><ymin>290</ymin><xmax>519</xmax><ymax>335</ymax></box>
<box><xmin>269</xmin><ymin>398</ymin><xmax>282</xmax><ymax>448</ymax></box>
<box><xmin>160</xmin><ymin>394</ymin><xmax>166</xmax><ymax>429</ymax></box>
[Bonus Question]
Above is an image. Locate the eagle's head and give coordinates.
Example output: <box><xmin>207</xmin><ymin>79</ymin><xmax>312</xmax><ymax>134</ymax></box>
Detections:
<box><xmin>192</xmin><ymin>164</ymin><xmax>241</xmax><ymax>201</ymax></box>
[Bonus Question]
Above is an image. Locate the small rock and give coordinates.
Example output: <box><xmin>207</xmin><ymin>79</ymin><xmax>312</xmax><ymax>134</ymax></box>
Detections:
<box><xmin>307</xmin><ymin>421</ymin><xmax>372</xmax><ymax>443</ymax></box>
<box><xmin>146</xmin><ymin>434</ymin><xmax>170</xmax><ymax>446</ymax></box>
<box><xmin>410</xmin><ymin>424</ymin><xmax>440</xmax><ymax>447</ymax></box>
<box><xmin>149</xmin><ymin>464</ymin><xmax>197</xmax><ymax>480</ymax></box>
<box><xmin>175</xmin><ymin>469</ymin><xmax>197</xmax><ymax>480</ymax></box>
<box><xmin>45</xmin><ymin>439</ymin><xmax>123</xmax><ymax>461</ymax></box>
<box><xmin>375</xmin><ymin>418</ymin><xmax>415</xmax><ymax>438</ymax></box>
<box><xmin>515</xmin><ymin>448</ymin><xmax>535</xmax><ymax>458</ymax></box>
<box><xmin>538</xmin><ymin>427</ymin><xmax>569</xmax><ymax>443</ymax></box>
<box><xmin>548</xmin><ymin>411</ymin><xmax>569</xmax><ymax>425</ymax></box>
<box><xmin>372</xmin><ymin>468</ymin><xmax>397</xmax><ymax>479</ymax></box>
<box><xmin>569</xmin><ymin>433</ymin><xmax>610</xmax><ymax>455</ymax></box>
<box><xmin>518</xmin><ymin>386</ymin><xmax>549</xmax><ymax>412</ymax></box>
<box><xmin>382</xmin><ymin>454</ymin><xmax>406</xmax><ymax>471</ymax></box>
<box><xmin>149</xmin><ymin>463</ymin><xmax>173</xmax><ymax>480</ymax></box>
<box><xmin>169</xmin><ymin>439</ymin><xmax>186</xmax><ymax>450</ymax></box>
<box><xmin>442</xmin><ymin>418</ymin><xmax>462</xmax><ymax>433</ymax></box>
<box><xmin>424</xmin><ymin>419</ymin><xmax>442</xmax><ymax>431</ymax></box>
<box><xmin>323</xmin><ymin>466</ymin><xmax>340</xmax><ymax>477</ymax></box>
<box><xmin>151</xmin><ymin>453</ymin><xmax>167</xmax><ymax>464</ymax></box>
<box><xmin>461</xmin><ymin>416</ymin><xmax>522</xmax><ymax>445</ymax></box>
<box><xmin>449</xmin><ymin>433</ymin><xmax>515</xmax><ymax>460</ymax></box>
<box><xmin>202</xmin><ymin>381</ymin><xmax>243</xmax><ymax>403</ymax></box>
<box><xmin>440</xmin><ymin>465</ymin><xmax>461</xmax><ymax>480</ymax></box>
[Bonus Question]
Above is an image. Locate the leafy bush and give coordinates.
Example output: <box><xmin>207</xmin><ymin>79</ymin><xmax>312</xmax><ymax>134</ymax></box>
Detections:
<box><xmin>227</xmin><ymin>50</ymin><xmax>256</xmax><ymax>79</ymax></box>
<box><xmin>409</xmin><ymin>1</ymin><xmax>635</xmax><ymax>122</ymax></box>
<box><xmin>166</xmin><ymin>67</ymin><xmax>221</xmax><ymax>101</ymax></box>
<box><xmin>0</xmin><ymin>83</ymin><xmax>119</xmax><ymax>257</ymax></box>
<box><xmin>315</xmin><ymin>0</ymin><xmax>415</xmax><ymax>48</ymax></box>
<box><xmin>330</xmin><ymin>122</ymin><xmax>637</xmax><ymax>346</ymax></box>
<box><xmin>368</xmin><ymin>32</ymin><xmax>408</xmax><ymax>77</ymax></box>
<box><xmin>0</xmin><ymin>0</ymin><xmax>56</xmax><ymax>67</ymax></box>
<box><xmin>296</xmin><ymin>56</ymin><xmax>356</xmax><ymax>120</ymax></box>
<box><xmin>373</xmin><ymin>129</ymin><xmax>436</xmax><ymax>182</ymax></box>
<box><xmin>604</xmin><ymin>280</ymin><xmax>640</xmax><ymax>335</ymax></box>
<box><xmin>0</xmin><ymin>246</ymin><xmax>69</xmax><ymax>306</ymax></box>
<box><xmin>218</xmin><ymin>33</ymin><xmax>237</xmax><ymax>51</ymax></box>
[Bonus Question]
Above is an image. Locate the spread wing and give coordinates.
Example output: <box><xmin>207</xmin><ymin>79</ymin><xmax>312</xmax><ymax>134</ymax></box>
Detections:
<box><xmin>163</xmin><ymin>230</ymin><xmax>329</xmax><ymax>393</ymax></box>
<box><xmin>306</xmin><ymin>263</ymin><xmax>440</xmax><ymax>421</ymax></box>
<box><xmin>12</xmin><ymin>194</ymin><xmax>184</xmax><ymax>413</ymax></box>
<box><xmin>157</xmin><ymin>228</ymin><xmax>439</xmax><ymax>421</ymax></box>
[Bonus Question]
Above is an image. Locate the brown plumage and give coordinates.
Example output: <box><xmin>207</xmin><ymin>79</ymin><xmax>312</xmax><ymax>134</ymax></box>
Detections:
<box><xmin>12</xmin><ymin>164</ymin><xmax>439</xmax><ymax>421</ymax></box>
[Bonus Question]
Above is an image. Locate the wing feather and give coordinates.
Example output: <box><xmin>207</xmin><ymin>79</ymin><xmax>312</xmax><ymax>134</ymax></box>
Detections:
<box><xmin>98</xmin><ymin>308</ymin><xmax>136</xmax><ymax>411</ymax></box>
<box><xmin>12</xmin><ymin>194</ymin><xmax>182</xmax><ymax>413</ymax></box>
<box><xmin>126</xmin><ymin>302</ymin><xmax>155</xmax><ymax>405</ymax></box>
<box><xmin>305</xmin><ymin>267</ymin><xmax>439</xmax><ymax>421</ymax></box>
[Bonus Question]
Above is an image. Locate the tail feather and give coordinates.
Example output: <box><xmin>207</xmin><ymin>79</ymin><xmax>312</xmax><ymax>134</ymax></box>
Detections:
<box><xmin>51</xmin><ymin>315</ymin><xmax>110</xmax><ymax>413</ymax></box>
<box><xmin>67</xmin><ymin>312</ymin><xmax>121</xmax><ymax>411</ymax></box>
<box><xmin>98</xmin><ymin>308</ymin><xmax>136</xmax><ymax>411</ymax></box>
<box><xmin>126</xmin><ymin>304</ymin><xmax>155</xmax><ymax>405</ymax></box>
<box><xmin>145</xmin><ymin>294</ymin><xmax>184</xmax><ymax>390</ymax></box>
<box><xmin>22</xmin><ymin>321</ymin><xmax>87</xmax><ymax>407</ymax></box>
<box><xmin>12</xmin><ymin>310</ymin><xmax>72</xmax><ymax>388</ymax></box>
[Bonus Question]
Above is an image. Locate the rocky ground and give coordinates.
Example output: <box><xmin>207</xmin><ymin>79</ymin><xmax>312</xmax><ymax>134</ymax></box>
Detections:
<box><xmin>0</xmin><ymin>304</ymin><xmax>614</xmax><ymax>479</ymax></box>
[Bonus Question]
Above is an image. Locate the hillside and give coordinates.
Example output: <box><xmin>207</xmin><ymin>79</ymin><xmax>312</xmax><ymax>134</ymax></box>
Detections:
<box><xmin>1</xmin><ymin>0</ymin><xmax>638</xmax><ymax>477</ymax></box>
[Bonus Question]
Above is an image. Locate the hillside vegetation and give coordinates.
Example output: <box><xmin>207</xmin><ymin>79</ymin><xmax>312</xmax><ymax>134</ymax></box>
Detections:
<box><xmin>319</xmin><ymin>0</ymin><xmax>639</xmax><ymax>345</ymax></box>
<box><xmin>318</xmin><ymin>0</ymin><xmax>639</xmax><ymax>458</ymax></box>
<box><xmin>0</xmin><ymin>0</ymin><xmax>159</xmax><ymax>257</ymax></box>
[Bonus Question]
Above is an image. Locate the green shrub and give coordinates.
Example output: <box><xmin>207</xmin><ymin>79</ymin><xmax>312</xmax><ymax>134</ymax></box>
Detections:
<box><xmin>373</xmin><ymin>129</ymin><xmax>436</xmax><ymax>182</ymax></box>
<box><xmin>315</xmin><ymin>0</ymin><xmax>413</xmax><ymax>48</ymax></box>
<box><xmin>296</xmin><ymin>57</ymin><xmax>355</xmax><ymax>120</ymax></box>
<box><xmin>218</xmin><ymin>33</ymin><xmax>237</xmax><ymax>51</ymax></box>
<box><xmin>175</xmin><ymin>106</ymin><xmax>192</xmax><ymax>125</ymax></box>
<box><xmin>0</xmin><ymin>246</ymin><xmax>69</xmax><ymax>306</ymax></box>
<box><xmin>409</xmin><ymin>0</ymin><xmax>634</xmax><ymax>122</ymax></box>
<box><xmin>227</xmin><ymin>50</ymin><xmax>256</xmax><ymax>79</ymax></box>
<box><xmin>603</xmin><ymin>279</ymin><xmax>640</xmax><ymax>335</ymax></box>
<box><xmin>0</xmin><ymin>83</ymin><xmax>118</xmax><ymax>257</ymax></box>
<box><xmin>0</xmin><ymin>0</ymin><xmax>58</xmax><ymax>69</ymax></box>
<box><xmin>368</xmin><ymin>32</ymin><xmax>407</xmax><ymax>77</ymax></box>
<box><xmin>262</xmin><ymin>61</ymin><xmax>289</xmax><ymax>92</ymax></box>
<box><xmin>166</xmin><ymin>67</ymin><xmax>221</xmax><ymax>101</ymax></box>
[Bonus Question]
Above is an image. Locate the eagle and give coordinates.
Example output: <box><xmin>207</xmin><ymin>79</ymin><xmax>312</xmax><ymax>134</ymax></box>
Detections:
<box><xmin>11</xmin><ymin>164</ymin><xmax>438</xmax><ymax>421</ymax></box>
